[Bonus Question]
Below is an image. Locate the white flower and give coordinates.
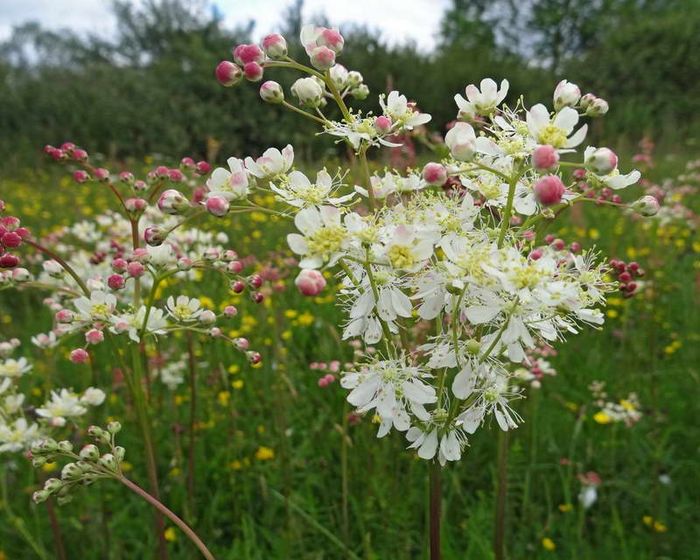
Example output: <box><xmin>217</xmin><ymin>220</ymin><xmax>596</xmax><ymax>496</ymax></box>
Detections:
<box><xmin>166</xmin><ymin>296</ymin><xmax>203</xmax><ymax>323</ymax></box>
<box><xmin>207</xmin><ymin>157</ymin><xmax>250</xmax><ymax>201</ymax></box>
<box><xmin>291</xmin><ymin>77</ymin><xmax>324</xmax><ymax>106</ymax></box>
<box><xmin>341</xmin><ymin>357</ymin><xmax>436</xmax><ymax>437</ymax></box>
<box><xmin>579</xmin><ymin>485</ymin><xmax>598</xmax><ymax>509</ymax></box>
<box><xmin>287</xmin><ymin>206</ymin><xmax>349</xmax><ymax>269</ymax></box>
<box><xmin>80</xmin><ymin>387</ymin><xmax>106</xmax><ymax>406</ymax></box>
<box><xmin>445</xmin><ymin>122</ymin><xmax>477</xmax><ymax>161</ymax></box>
<box><xmin>112</xmin><ymin>306</ymin><xmax>168</xmax><ymax>342</ymax></box>
<box><xmin>406</xmin><ymin>425</ymin><xmax>465</xmax><ymax>464</ymax></box>
<box><xmin>380</xmin><ymin>91</ymin><xmax>431</xmax><ymax>129</ymax></box>
<box><xmin>271</xmin><ymin>169</ymin><xmax>355</xmax><ymax>208</ymax></box>
<box><xmin>31</xmin><ymin>332</ymin><xmax>58</xmax><ymax>349</ymax></box>
<box><xmin>73</xmin><ymin>291</ymin><xmax>117</xmax><ymax>322</ymax></box>
<box><xmin>526</xmin><ymin>104</ymin><xmax>587</xmax><ymax>149</ymax></box>
<box><xmin>553</xmin><ymin>80</ymin><xmax>581</xmax><ymax>110</ymax></box>
<box><xmin>245</xmin><ymin>145</ymin><xmax>294</xmax><ymax>179</ymax></box>
<box><xmin>36</xmin><ymin>389</ymin><xmax>88</xmax><ymax>427</ymax></box>
<box><xmin>0</xmin><ymin>357</ymin><xmax>32</xmax><ymax>378</ymax></box>
<box><xmin>378</xmin><ymin>224</ymin><xmax>436</xmax><ymax>272</ymax></box>
<box><xmin>454</xmin><ymin>78</ymin><xmax>509</xmax><ymax>118</ymax></box>
<box><xmin>0</xmin><ymin>418</ymin><xmax>40</xmax><ymax>453</ymax></box>
<box><xmin>457</xmin><ymin>375</ymin><xmax>522</xmax><ymax>432</ymax></box>
<box><xmin>148</xmin><ymin>244</ymin><xmax>177</xmax><ymax>267</ymax></box>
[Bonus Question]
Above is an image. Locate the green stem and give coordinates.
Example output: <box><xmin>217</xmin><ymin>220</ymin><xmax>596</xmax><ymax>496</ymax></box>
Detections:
<box><xmin>118</xmin><ymin>476</ymin><xmax>215</xmax><ymax>560</ymax></box>
<box><xmin>429</xmin><ymin>462</ymin><xmax>442</xmax><ymax>560</ymax></box>
<box><xmin>494</xmin><ymin>431</ymin><xmax>509</xmax><ymax>560</ymax></box>
<box><xmin>25</xmin><ymin>239</ymin><xmax>89</xmax><ymax>295</ymax></box>
<box><xmin>358</xmin><ymin>147</ymin><xmax>376</xmax><ymax>211</ymax></box>
<box><xmin>128</xmin><ymin>344</ymin><xmax>168</xmax><ymax>560</ymax></box>
<box><xmin>281</xmin><ymin>100</ymin><xmax>328</xmax><ymax>125</ymax></box>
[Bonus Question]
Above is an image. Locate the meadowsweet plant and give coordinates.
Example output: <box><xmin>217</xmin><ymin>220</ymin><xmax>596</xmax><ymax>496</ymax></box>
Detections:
<box><xmin>1</xmin><ymin>146</ymin><xmax>270</xmax><ymax>558</ymax></box>
<box><xmin>212</xmin><ymin>24</ymin><xmax>657</xmax><ymax>558</ymax></box>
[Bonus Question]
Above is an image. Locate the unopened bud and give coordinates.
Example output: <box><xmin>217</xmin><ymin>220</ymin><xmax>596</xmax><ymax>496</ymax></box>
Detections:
<box><xmin>260</xmin><ymin>80</ymin><xmax>284</xmax><ymax>104</ymax></box>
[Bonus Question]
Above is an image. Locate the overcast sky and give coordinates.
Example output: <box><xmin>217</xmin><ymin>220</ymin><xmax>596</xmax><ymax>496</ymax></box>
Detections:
<box><xmin>0</xmin><ymin>0</ymin><xmax>450</xmax><ymax>50</ymax></box>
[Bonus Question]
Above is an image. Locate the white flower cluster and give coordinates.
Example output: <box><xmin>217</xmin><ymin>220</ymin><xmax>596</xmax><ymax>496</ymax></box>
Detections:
<box><xmin>0</xmin><ymin>340</ymin><xmax>104</xmax><ymax>453</ymax></box>
<box><xmin>215</xmin><ymin>27</ymin><xmax>653</xmax><ymax>464</ymax></box>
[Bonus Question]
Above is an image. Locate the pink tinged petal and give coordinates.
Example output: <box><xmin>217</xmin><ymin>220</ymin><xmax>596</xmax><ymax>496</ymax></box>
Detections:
<box><xmin>418</xmin><ymin>430</ymin><xmax>439</xmax><ymax>459</ymax></box>
<box><xmin>207</xmin><ymin>167</ymin><xmax>230</xmax><ymax>190</ymax></box>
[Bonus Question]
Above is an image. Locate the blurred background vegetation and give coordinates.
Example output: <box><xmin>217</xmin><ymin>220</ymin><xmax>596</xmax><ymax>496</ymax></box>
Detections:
<box><xmin>0</xmin><ymin>0</ymin><xmax>697</xmax><ymax>168</ymax></box>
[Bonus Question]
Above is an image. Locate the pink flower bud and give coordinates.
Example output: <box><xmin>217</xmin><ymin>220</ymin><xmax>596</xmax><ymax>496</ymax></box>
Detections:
<box><xmin>251</xmin><ymin>292</ymin><xmax>264</xmax><ymax>304</ymax></box>
<box><xmin>85</xmin><ymin>329</ymin><xmax>104</xmax><ymax>345</ymax></box>
<box><xmin>295</xmin><ymin>269</ymin><xmax>326</xmax><ymax>296</ymax></box>
<box><xmin>585</xmin><ymin>147</ymin><xmax>618</xmax><ymax>175</ymax></box>
<box><xmin>422</xmin><ymin>162</ymin><xmax>447</xmax><ymax>186</ymax></box>
<box><xmin>632</xmin><ymin>195</ymin><xmax>660</xmax><ymax>217</ymax></box>
<box><xmin>55</xmin><ymin>309</ymin><xmax>74</xmax><ymax>323</ymax></box>
<box><xmin>227</xmin><ymin>260</ymin><xmax>243</xmax><ymax>273</ymax></box>
<box><xmin>157</xmin><ymin>189</ymin><xmax>189</xmax><ymax>214</ymax></box>
<box><xmin>374</xmin><ymin>115</ymin><xmax>392</xmax><ymax>133</ymax></box>
<box><xmin>247</xmin><ymin>351</ymin><xmax>262</xmax><ymax>365</ymax></box>
<box><xmin>262</xmin><ymin>34</ymin><xmax>287</xmax><ymax>59</ymax></box>
<box><xmin>133</xmin><ymin>179</ymin><xmax>148</xmax><ymax>191</ymax></box>
<box><xmin>319</xmin><ymin>28</ymin><xmax>344</xmax><ymax>53</ymax></box>
<box><xmin>205</xmin><ymin>195</ymin><xmax>230</xmax><ymax>217</ymax></box>
<box><xmin>180</xmin><ymin>157</ymin><xmax>195</xmax><ymax>169</ymax></box>
<box><xmin>235</xmin><ymin>337</ymin><xmax>249</xmax><ymax>350</ymax></box>
<box><xmin>72</xmin><ymin>148</ymin><xmax>88</xmax><ymax>161</ymax></box>
<box><xmin>126</xmin><ymin>261</ymin><xmax>145</xmax><ymax>277</ymax></box>
<box><xmin>199</xmin><ymin>310</ymin><xmax>217</xmax><ymax>324</ymax></box>
<box><xmin>259</xmin><ymin>80</ymin><xmax>284</xmax><ymax>104</ymax></box>
<box><xmin>12</xmin><ymin>267</ymin><xmax>30</xmax><ymax>282</ymax></box>
<box><xmin>233</xmin><ymin>43</ymin><xmax>265</xmax><ymax>66</ymax></box>
<box><xmin>119</xmin><ymin>171</ymin><xmax>134</xmax><ymax>183</ymax></box>
<box><xmin>177</xmin><ymin>257</ymin><xmax>192</xmax><ymax>271</ymax></box>
<box><xmin>107</xmin><ymin>274</ymin><xmax>125</xmax><ymax>290</ymax></box>
<box><xmin>570</xmin><ymin>242</ymin><xmax>581</xmax><ymax>253</ymax></box>
<box><xmin>231</xmin><ymin>280</ymin><xmax>245</xmax><ymax>293</ymax></box>
<box><xmin>93</xmin><ymin>168</ymin><xmax>110</xmax><ymax>181</ymax></box>
<box><xmin>168</xmin><ymin>169</ymin><xmax>185</xmax><ymax>182</ymax></box>
<box><xmin>215</xmin><ymin>61</ymin><xmax>242</xmax><ymax>87</ymax></box>
<box><xmin>61</xmin><ymin>142</ymin><xmax>76</xmax><ymax>151</ymax></box>
<box><xmin>243</xmin><ymin>62</ymin><xmax>264</xmax><ymax>82</ymax></box>
<box><xmin>0</xmin><ymin>253</ymin><xmax>19</xmax><ymax>268</ymax></box>
<box><xmin>532</xmin><ymin>145</ymin><xmax>560</xmax><ymax>171</ymax></box>
<box><xmin>223</xmin><ymin>305</ymin><xmax>238</xmax><ymax>317</ymax></box>
<box><xmin>551</xmin><ymin>238</ymin><xmax>566</xmax><ymax>251</ymax></box>
<box><xmin>248</xmin><ymin>274</ymin><xmax>263</xmax><ymax>289</ymax></box>
<box><xmin>124</xmin><ymin>198</ymin><xmax>147</xmax><ymax>212</ymax></box>
<box><xmin>196</xmin><ymin>161</ymin><xmax>211</xmax><ymax>175</ymax></box>
<box><xmin>73</xmin><ymin>170</ymin><xmax>90</xmax><ymax>184</ymax></box>
<box><xmin>529</xmin><ymin>248</ymin><xmax>543</xmax><ymax>260</ymax></box>
<box><xmin>144</xmin><ymin>226</ymin><xmax>166</xmax><ymax>246</ymax></box>
<box><xmin>309</xmin><ymin>46</ymin><xmax>335</xmax><ymax>71</ymax></box>
<box><xmin>209</xmin><ymin>327</ymin><xmax>222</xmax><ymax>338</ymax></box>
<box><xmin>1</xmin><ymin>231</ymin><xmax>22</xmax><ymax>248</ymax></box>
<box><xmin>70</xmin><ymin>348</ymin><xmax>90</xmax><ymax>364</ymax></box>
<box><xmin>534</xmin><ymin>175</ymin><xmax>566</xmax><ymax>206</ymax></box>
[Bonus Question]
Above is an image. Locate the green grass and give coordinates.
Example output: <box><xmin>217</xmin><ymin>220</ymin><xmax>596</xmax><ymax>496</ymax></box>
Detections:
<box><xmin>0</xmin><ymin>159</ymin><xmax>698</xmax><ymax>560</ymax></box>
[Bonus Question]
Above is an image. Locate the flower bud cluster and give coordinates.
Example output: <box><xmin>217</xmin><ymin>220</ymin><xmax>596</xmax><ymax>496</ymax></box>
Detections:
<box><xmin>31</xmin><ymin>421</ymin><xmax>125</xmax><ymax>505</ymax></box>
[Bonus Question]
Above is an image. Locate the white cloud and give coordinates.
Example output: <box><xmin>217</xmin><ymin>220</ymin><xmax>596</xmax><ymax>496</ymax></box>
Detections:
<box><xmin>0</xmin><ymin>0</ymin><xmax>449</xmax><ymax>50</ymax></box>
